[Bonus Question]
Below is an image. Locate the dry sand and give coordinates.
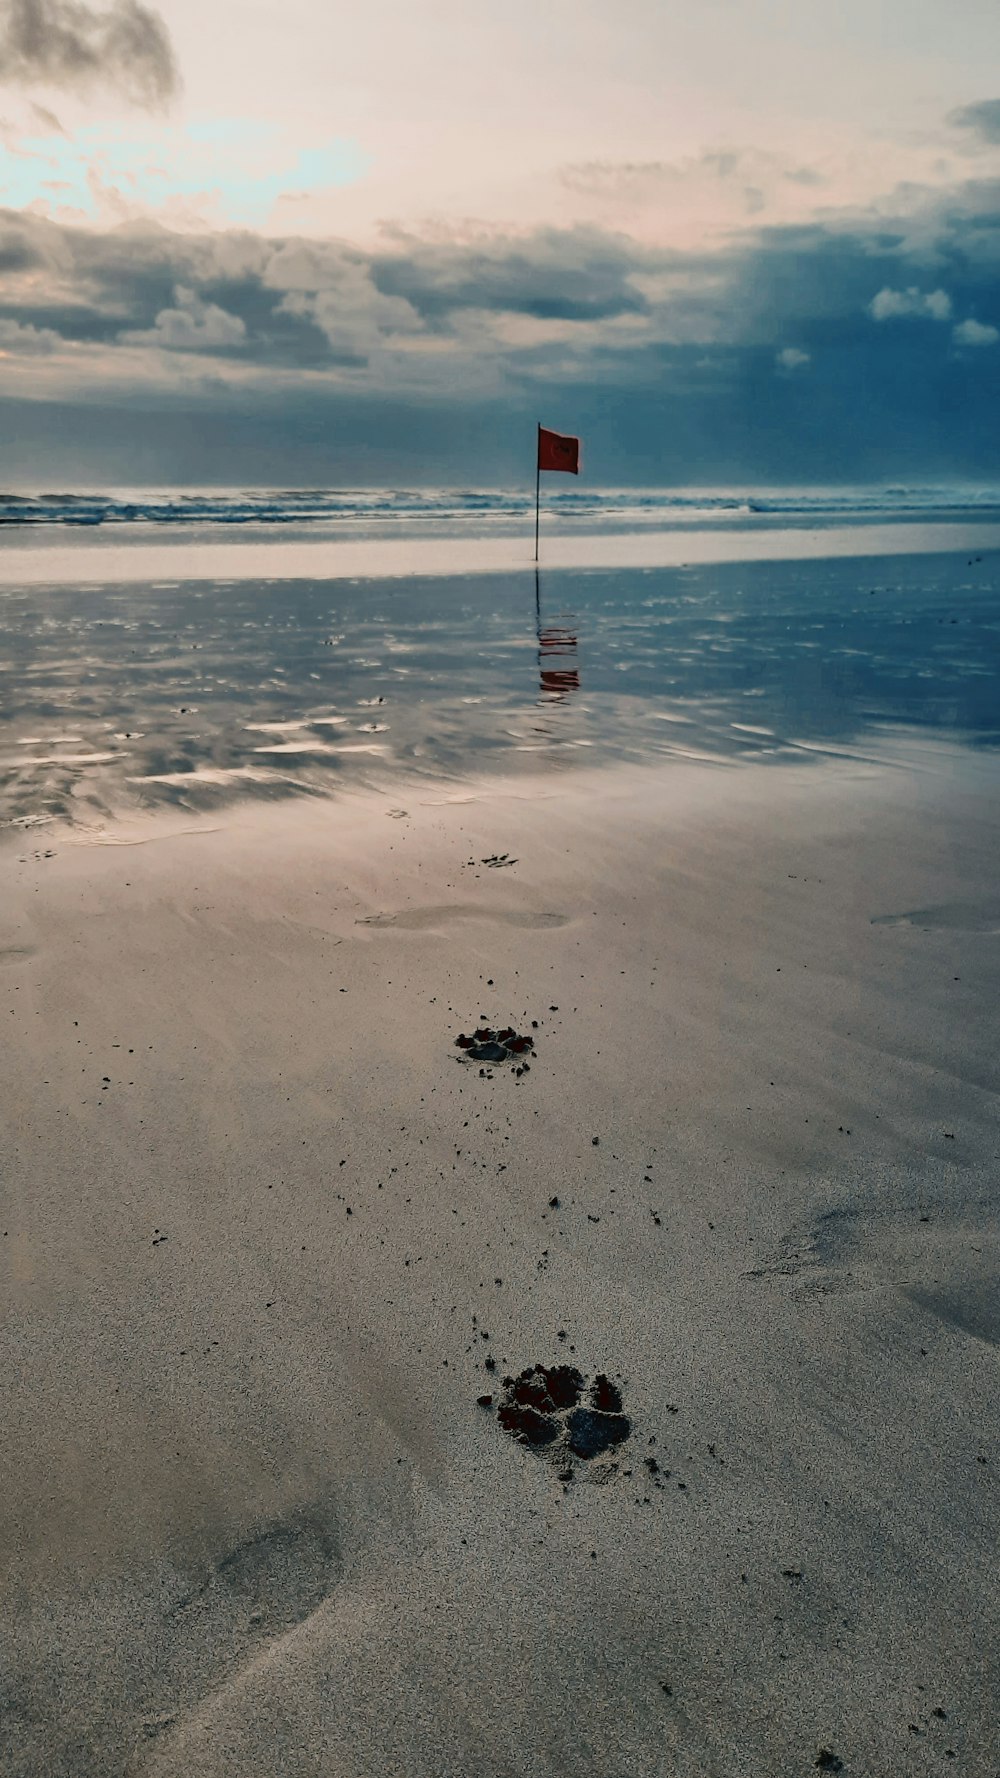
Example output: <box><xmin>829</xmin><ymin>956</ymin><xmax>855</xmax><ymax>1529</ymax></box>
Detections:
<box><xmin>1</xmin><ymin>752</ymin><xmax>998</xmax><ymax>1776</ymax></box>
<box><xmin>3</xmin><ymin>516</ymin><xmax>1000</xmax><ymax>587</ymax></box>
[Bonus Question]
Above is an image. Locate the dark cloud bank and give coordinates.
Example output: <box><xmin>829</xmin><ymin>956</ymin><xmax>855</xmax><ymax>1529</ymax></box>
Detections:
<box><xmin>949</xmin><ymin>99</ymin><xmax>1000</xmax><ymax>147</ymax></box>
<box><xmin>1</xmin><ymin>166</ymin><xmax>999</xmax><ymax>484</ymax></box>
<box><xmin>0</xmin><ymin>0</ymin><xmax>177</xmax><ymax>105</ymax></box>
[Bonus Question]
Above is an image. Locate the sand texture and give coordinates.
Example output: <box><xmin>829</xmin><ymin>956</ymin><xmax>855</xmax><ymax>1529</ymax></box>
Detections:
<box><xmin>1</xmin><ymin>758</ymin><xmax>998</xmax><ymax>1777</ymax></box>
<box><xmin>4</xmin><ymin>516</ymin><xmax>1000</xmax><ymax>588</ymax></box>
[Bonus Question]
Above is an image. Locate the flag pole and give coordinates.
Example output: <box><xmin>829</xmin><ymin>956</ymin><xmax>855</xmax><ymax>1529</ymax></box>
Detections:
<box><xmin>534</xmin><ymin>422</ymin><xmax>541</xmax><ymax>562</ymax></box>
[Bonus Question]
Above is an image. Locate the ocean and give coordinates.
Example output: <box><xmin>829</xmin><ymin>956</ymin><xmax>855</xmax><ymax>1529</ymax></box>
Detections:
<box><xmin>2</xmin><ymin>483</ymin><xmax>1000</xmax><ymax>533</ymax></box>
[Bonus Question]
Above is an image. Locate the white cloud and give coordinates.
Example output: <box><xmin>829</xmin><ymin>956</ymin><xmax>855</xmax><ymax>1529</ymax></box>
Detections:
<box><xmin>121</xmin><ymin>284</ymin><xmax>246</xmax><ymax>349</ymax></box>
<box><xmin>776</xmin><ymin>345</ymin><xmax>810</xmax><ymax>369</ymax></box>
<box><xmin>0</xmin><ymin>315</ymin><xmax>62</xmax><ymax>353</ymax></box>
<box><xmin>276</xmin><ymin>264</ymin><xmax>423</xmax><ymax>360</ymax></box>
<box><xmin>869</xmin><ymin>286</ymin><xmax>951</xmax><ymax>321</ymax></box>
<box><xmin>953</xmin><ymin>317</ymin><xmax>999</xmax><ymax>347</ymax></box>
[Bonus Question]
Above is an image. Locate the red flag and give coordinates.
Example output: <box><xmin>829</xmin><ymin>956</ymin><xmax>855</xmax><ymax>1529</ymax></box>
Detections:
<box><xmin>537</xmin><ymin>426</ymin><xmax>580</xmax><ymax>475</ymax></box>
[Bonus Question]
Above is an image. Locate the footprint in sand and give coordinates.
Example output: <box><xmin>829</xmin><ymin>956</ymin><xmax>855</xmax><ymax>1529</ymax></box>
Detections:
<box><xmin>454</xmin><ymin>1025</ymin><xmax>535</xmax><ymax>1068</ymax></box>
<box><xmin>0</xmin><ymin>945</ymin><xmax>36</xmax><ymax>965</ymax></box>
<box><xmin>358</xmin><ymin>906</ymin><xmax>567</xmax><ymax>931</ymax></box>
<box><xmin>872</xmin><ymin>902</ymin><xmax>1000</xmax><ymax>933</ymax></box>
<box><xmin>489</xmin><ymin>1365</ymin><xmax>632</xmax><ymax>1465</ymax></box>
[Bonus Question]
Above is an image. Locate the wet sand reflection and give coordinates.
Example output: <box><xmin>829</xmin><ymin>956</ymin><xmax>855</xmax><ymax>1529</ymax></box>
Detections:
<box><xmin>1</xmin><ymin>549</ymin><xmax>998</xmax><ymax>830</ymax></box>
<box><xmin>536</xmin><ymin>570</ymin><xmax>580</xmax><ymax>703</ymax></box>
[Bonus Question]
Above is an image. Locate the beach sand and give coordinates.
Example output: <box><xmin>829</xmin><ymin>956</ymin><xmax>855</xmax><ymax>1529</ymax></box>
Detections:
<box><xmin>3</xmin><ymin>515</ymin><xmax>1000</xmax><ymax>589</ymax></box>
<box><xmin>2</xmin><ymin>747</ymin><xmax>998</xmax><ymax>1776</ymax></box>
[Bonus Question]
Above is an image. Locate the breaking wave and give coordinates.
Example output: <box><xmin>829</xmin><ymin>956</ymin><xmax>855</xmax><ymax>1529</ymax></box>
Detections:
<box><xmin>2</xmin><ymin>484</ymin><xmax>1000</xmax><ymax>530</ymax></box>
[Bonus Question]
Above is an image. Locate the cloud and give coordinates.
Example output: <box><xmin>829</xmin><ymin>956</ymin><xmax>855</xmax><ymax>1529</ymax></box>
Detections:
<box><xmin>370</xmin><ymin>226</ymin><xmax>651</xmax><ymax>326</ymax></box>
<box><xmin>2</xmin><ymin>162</ymin><xmax>1000</xmax><ymax>482</ymax></box>
<box><xmin>29</xmin><ymin>98</ymin><xmax>62</xmax><ymax>129</ymax></box>
<box><xmin>0</xmin><ymin>212</ymin><xmax>46</xmax><ymax>268</ymax></box>
<box><xmin>121</xmin><ymin>285</ymin><xmax>247</xmax><ymax>350</ymax></box>
<box><xmin>953</xmin><ymin>316</ymin><xmax>999</xmax><ymax>347</ymax></box>
<box><xmin>276</xmin><ymin>272</ymin><xmax>422</xmax><ymax>364</ymax></box>
<box><xmin>948</xmin><ymin>99</ymin><xmax>1000</xmax><ymax>146</ymax></box>
<box><xmin>869</xmin><ymin>286</ymin><xmax>952</xmax><ymax>321</ymax></box>
<box><xmin>562</xmin><ymin>148</ymin><xmax>777</xmax><ymax>198</ymax></box>
<box><xmin>0</xmin><ymin>311</ymin><xmax>59</xmax><ymax>348</ymax></box>
<box><xmin>558</xmin><ymin>147</ymin><xmax>824</xmax><ymax>235</ymax></box>
<box><xmin>0</xmin><ymin>0</ymin><xmax>178</xmax><ymax>107</ymax></box>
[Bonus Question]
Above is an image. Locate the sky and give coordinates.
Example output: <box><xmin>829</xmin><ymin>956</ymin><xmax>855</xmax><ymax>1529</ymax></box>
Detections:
<box><xmin>1</xmin><ymin>0</ymin><xmax>1000</xmax><ymax>485</ymax></box>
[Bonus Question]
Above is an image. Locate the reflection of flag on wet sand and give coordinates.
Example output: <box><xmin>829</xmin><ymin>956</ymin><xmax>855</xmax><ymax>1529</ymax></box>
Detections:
<box><xmin>535</xmin><ymin>572</ymin><xmax>580</xmax><ymax>700</ymax></box>
<box><xmin>535</xmin><ymin>423</ymin><xmax>581</xmax><ymax>559</ymax></box>
<box><xmin>538</xmin><ymin>623</ymin><xmax>580</xmax><ymax>698</ymax></box>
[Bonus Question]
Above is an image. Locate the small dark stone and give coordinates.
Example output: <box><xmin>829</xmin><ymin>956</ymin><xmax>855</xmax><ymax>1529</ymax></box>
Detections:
<box><xmin>815</xmin><ymin>1754</ymin><xmax>843</xmax><ymax>1774</ymax></box>
<box><xmin>477</xmin><ymin>1394</ymin><xmax>494</xmax><ymax>1408</ymax></box>
<box><xmin>549</xmin><ymin>1195</ymin><xmax>560</xmax><ymax>1208</ymax></box>
<box><xmin>557</xmin><ymin>1467</ymin><xmax>574</xmax><ymax>1483</ymax></box>
<box><xmin>591</xmin><ymin>1136</ymin><xmax>599</xmax><ymax>1145</ymax></box>
<box><xmin>565</xmin><ymin>1407</ymin><xmax>631</xmax><ymax>1460</ymax></box>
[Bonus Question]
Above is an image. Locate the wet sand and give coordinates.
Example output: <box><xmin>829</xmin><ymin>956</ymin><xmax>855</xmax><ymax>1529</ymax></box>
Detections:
<box><xmin>3</xmin><ymin>547</ymin><xmax>999</xmax><ymax>832</ymax></box>
<box><xmin>2</xmin><ymin>751</ymin><xmax>998</xmax><ymax>1777</ymax></box>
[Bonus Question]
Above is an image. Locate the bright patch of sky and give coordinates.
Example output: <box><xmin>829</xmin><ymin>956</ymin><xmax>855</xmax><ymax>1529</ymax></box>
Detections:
<box><xmin>0</xmin><ymin>117</ymin><xmax>369</xmax><ymax>225</ymax></box>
